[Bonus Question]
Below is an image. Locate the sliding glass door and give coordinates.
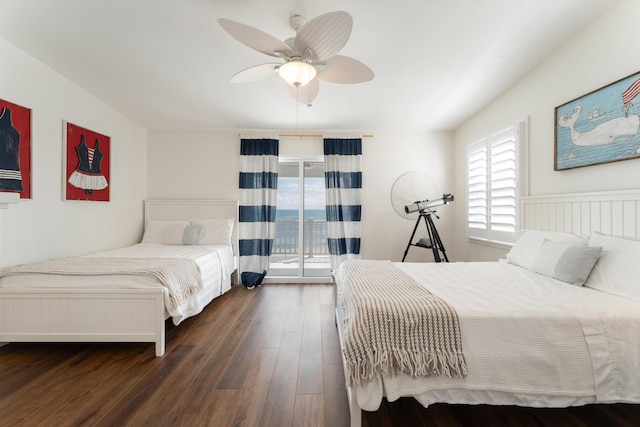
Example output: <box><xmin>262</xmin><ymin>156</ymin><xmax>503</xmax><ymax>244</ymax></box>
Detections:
<box><xmin>268</xmin><ymin>158</ymin><xmax>331</xmax><ymax>281</ymax></box>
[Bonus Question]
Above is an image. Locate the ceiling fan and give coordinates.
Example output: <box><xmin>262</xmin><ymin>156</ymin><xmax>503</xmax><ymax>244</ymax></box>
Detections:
<box><xmin>218</xmin><ymin>11</ymin><xmax>374</xmax><ymax>105</ymax></box>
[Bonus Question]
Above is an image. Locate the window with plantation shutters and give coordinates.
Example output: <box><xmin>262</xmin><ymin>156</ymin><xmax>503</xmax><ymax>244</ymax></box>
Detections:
<box><xmin>467</xmin><ymin>122</ymin><xmax>525</xmax><ymax>245</ymax></box>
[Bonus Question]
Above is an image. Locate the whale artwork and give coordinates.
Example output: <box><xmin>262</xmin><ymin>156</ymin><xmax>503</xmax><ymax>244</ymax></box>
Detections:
<box><xmin>555</xmin><ymin>74</ymin><xmax>640</xmax><ymax>170</ymax></box>
<box><xmin>557</xmin><ymin>105</ymin><xmax>640</xmax><ymax>146</ymax></box>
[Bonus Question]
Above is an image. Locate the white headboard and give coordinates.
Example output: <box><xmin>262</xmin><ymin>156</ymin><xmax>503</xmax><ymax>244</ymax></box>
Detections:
<box><xmin>521</xmin><ymin>189</ymin><xmax>640</xmax><ymax>240</ymax></box>
<box><xmin>144</xmin><ymin>199</ymin><xmax>239</xmax><ymax>253</ymax></box>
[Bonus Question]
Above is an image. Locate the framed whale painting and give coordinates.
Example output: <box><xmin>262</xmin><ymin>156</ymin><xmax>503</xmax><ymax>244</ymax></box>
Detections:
<box><xmin>63</xmin><ymin>121</ymin><xmax>110</xmax><ymax>201</ymax></box>
<box><xmin>555</xmin><ymin>71</ymin><xmax>640</xmax><ymax>170</ymax></box>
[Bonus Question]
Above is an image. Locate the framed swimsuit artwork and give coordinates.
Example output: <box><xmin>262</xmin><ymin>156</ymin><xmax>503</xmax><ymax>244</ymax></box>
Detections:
<box><xmin>0</xmin><ymin>98</ymin><xmax>31</xmax><ymax>199</ymax></box>
<box><xmin>64</xmin><ymin>121</ymin><xmax>110</xmax><ymax>202</ymax></box>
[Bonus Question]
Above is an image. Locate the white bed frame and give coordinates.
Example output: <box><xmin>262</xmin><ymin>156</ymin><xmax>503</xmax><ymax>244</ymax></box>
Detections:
<box><xmin>0</xmin><ymin>199</ymin><xmax>238</xmax><ymax>357</ymax></box>
<box><xmin>339</xmin><ymin>188</ymin><xmax>640</xmax><ymax>427</ymax></box>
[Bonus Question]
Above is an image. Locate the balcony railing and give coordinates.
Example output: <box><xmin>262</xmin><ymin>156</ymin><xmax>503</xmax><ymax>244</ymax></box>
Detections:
<box><xmin>273</xmin><ymin>219</ymin><xmax>328</xmax><ymax>257</ymax></box>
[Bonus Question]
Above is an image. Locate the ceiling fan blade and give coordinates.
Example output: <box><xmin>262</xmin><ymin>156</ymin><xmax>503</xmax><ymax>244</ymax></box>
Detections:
<box><xmin>284</xmin><ymin>37</ymin><xmax>296</xmax><ymax>51</ymax></box>
<box><xmin>317</xmin><ymin>55</ymin><xmax>374</xmax><ymax>84</ymax></box>
<box><xmin>218</xmin><ymin>18</ymin><xmax>293</xmax><ymax>58</ymax></box>
<box><xmin>294</xmin><ymin>11</ymin><xmax>352</xmax><ymax>62</ymax></box>
<box><xmin>230</xmin><ymin>63</ymin><xmax>280</xmax><ymax>83</ymax></box>
<box><xmin>286</xmin><ymin>78</ymin><xmax>319</xmax><ymax>105</ymax></box>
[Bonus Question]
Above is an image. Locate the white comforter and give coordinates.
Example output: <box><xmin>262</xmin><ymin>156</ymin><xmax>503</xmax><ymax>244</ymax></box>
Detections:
<box><xmin>0</xmin><ymin>243</ymin><xmax>235</xmax><ymax>325</ymax></box>
<box><xmin>343</xmin><ymin>261</ymin><xmax>640</xmax><ymax>411</ymax></box>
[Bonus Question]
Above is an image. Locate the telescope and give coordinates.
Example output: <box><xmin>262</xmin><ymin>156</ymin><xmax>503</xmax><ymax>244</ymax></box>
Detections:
<box><xmin>404</xmin><ymin>194</ymin><xmax>454</xmax><ymax>214</ymax></box>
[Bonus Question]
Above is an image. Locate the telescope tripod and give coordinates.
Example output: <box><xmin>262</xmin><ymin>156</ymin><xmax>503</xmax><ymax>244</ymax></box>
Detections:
<box><xmin>402</xmin><ymin>211</ymin><xmax>449</xmax><ymax>262</ymax></box>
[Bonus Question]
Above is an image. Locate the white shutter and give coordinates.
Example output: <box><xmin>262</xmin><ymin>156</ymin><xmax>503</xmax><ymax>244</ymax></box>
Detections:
<box><xmin>489</xmin><ymin>127</ymin><xmax>517</xmax><ymax>242</ymax></box>
<box><xmin>467</xmin><ymin>139</ymin><xmax>488</xmax><ymax>239</ymax></box>
<box><xmin>466</xmin><ymin>122</ymin><xmax>522</xmax><ymax>244</ymax></box>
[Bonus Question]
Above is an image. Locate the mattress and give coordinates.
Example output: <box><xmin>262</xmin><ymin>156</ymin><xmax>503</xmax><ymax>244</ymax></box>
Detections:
<box><xmin>0</xmin><ymin>243</ymin><xmax>235</xmax><ymax>325</ymax></box>
<box><xmin>335</xmin><ymin>260</ymin><xmax>640</xmax><ymax>411</ymax></box>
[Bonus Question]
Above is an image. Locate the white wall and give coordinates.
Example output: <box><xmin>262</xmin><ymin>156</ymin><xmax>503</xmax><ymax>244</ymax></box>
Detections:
<box><xmin>147</xmin><ymin>130</ymin><xmax>239</xmax><ymax>200</ymax></box>
<box><xmin>0</xmin><ymin>37</ymin><xmax>147</xmax><ymax>268</ymax></box>
<box><xmin>361</xmin><ymin>130</ymin><xmax>454</xmax><ymax>262</ymax></box>
<box><xmin>147</xmin><ymin>129</ymin><xmax>454</xmax><ymax>263</ymax></box>
<box><xmin>450</xmin><ymin>1</ymin><xmax>640</xmax><ymax>262</ymax></box>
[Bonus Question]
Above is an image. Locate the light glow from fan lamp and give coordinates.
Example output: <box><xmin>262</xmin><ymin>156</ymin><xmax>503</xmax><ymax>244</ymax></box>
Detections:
<box><xmin>278</xmin><ymin>61</ymin><xmax>316</xmax><ymax>87</ymax></box>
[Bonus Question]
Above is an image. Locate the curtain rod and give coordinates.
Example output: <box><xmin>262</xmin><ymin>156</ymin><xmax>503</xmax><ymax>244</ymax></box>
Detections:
<box><xmin>278</xmin><ymin>133</ymin><xmax>373</xmax><ymax>138</ymax></box>
<box><xmin>238</xmin><ymin>133</ymin><xmax>373</xmax><ymax>138</ymax></box>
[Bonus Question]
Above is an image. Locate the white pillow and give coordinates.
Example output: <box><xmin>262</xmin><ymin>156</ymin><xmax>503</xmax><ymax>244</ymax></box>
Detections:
<box><xmin>141</xmin><ymin>220</ymin><xmax>190</xmax><ymax>244</ymax></box>
<box><xmin>584</xmin><ymin>232</ymin><xmax>640</xmax><ymax>301</ymax></box>
<box><xmin>190</xmin><ymin>218</ymin><xmax>235</xmax><ymax>245</ymax></box>
<box><xmin>506</xmin><ymin>229</ymin><xmax>589</xmax><ymax>270</ymax></box>
<box><xmin>162</xmin><ymin>222</ymin><xmax>189</xmax><ymax>245</ymax></box>
<box><xmin>530</xmin><ymin>239</ymin><xmax>602</xmax><ymax>286</ymax></box>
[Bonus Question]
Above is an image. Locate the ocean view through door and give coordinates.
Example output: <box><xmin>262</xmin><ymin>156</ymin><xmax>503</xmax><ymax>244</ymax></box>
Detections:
<box><xmin>268</xmin><ymin>159</ymin><xmax>331</xmax><ymax>281</ymax></box>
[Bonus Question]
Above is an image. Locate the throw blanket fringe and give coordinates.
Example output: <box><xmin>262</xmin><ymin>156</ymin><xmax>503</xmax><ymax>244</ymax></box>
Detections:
<box><xmin>347</xmin><ymin>349</ymin><xmax>468</xmax><ymax>387</ymax></box>
<box><xmin>336</xmin><ymin>259</ymin><xmax>468</xmax><ymax>387</ymax></box>
<box><xmin>0</xmin><ymin>257</ymin><xmax>203</xmax><ymax>310</ymax></box>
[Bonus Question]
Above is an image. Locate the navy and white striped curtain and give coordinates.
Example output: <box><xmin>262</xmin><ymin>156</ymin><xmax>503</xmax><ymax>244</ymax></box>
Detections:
<box><xmin>324</xmin><ymin>137</ymin><xmax>362</xmax><ymax>270</ymax></box>
<box><xmin>238</xmin><ymin>138</ymin><xmax>279</xmax><ymax>288</ymax></box>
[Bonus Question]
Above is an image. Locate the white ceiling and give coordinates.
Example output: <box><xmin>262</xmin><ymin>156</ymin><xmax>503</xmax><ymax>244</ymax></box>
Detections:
<box><xmin>0</xmin><ymin>0</ymin><xmax>618</xmax><ymax>132</ymax></box>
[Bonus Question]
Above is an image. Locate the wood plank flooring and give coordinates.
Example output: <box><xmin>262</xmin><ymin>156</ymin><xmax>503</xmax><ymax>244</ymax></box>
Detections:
<box><xmin>1</xmin><ymin>283</ymin><xmax>639</xmax><ymax>427</ymax></box>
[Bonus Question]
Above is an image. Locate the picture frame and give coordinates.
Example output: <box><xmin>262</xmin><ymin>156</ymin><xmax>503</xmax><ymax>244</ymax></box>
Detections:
<box><xmin>63</xmin><ymin>121</ymin><xmax>110</xmax><ymax>202</ymax></box>
<box><xmin>0</xmin><ymin>99</ymin><xmax>31</xmax><ymax>198</ymax></box>
<box><xmin>555</xmin><ymin>70</ymin><xmax>640</xmax><ymax>171</ymax></box>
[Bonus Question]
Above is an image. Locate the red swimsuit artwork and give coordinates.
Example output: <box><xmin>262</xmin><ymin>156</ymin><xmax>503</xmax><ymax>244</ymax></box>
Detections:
<box><xmin>68</xmin><ymin>134</ymin><xmax>108</xmax><ymax>195</ymax></box>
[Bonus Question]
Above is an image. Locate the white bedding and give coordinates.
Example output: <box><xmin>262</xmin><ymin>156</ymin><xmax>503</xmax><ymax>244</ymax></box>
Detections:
<box><xmin>336</xmin><ymin>260</ymin><xmax>640</xmax><ymax>411</ymax></box>
<box><xmin>0</xmin><ymin>243</ymin><xmax>235</xmax><ymax>325</ymax></box>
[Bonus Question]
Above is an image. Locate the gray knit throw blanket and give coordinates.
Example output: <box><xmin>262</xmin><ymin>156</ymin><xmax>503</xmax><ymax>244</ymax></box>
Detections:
<box><xmin>0</xmin><ymin>257</ymin><xmax>203</xmax><ymax>310</ymax></box>
<box><xmin>336</xmin><ymin>259</ymin><xmax>468</xmax><ymax>387</ymax></box>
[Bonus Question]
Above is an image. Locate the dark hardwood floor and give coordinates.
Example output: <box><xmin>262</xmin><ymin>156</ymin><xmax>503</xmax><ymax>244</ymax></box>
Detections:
<box><xmin>1</xmin><ymin>284</ymin><xmax>639</xmax><ymax>427</ymax></box>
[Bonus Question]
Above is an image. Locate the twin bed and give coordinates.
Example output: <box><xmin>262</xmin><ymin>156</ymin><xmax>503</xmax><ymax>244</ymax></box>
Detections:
<box><xmin>335</xmin><ymin>189</ymin><xmax>640</xmax><ymax>427</ymax></box>
<box><xmin>0</xmin><ymin>199</ymin><xmax>238</xmax><ymax>356</ymax></box>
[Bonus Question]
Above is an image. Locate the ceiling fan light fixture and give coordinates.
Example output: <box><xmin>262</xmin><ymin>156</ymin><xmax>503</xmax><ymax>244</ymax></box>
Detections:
<box><xmin>219</xmin><ymin>11</ymin><xmax>372</xmax><ymax>104</ymax></box>
<box><xmin>278</xmin><ymin>61</ymin><xmax>316</xmax><ymax>87</ymax></box>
